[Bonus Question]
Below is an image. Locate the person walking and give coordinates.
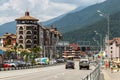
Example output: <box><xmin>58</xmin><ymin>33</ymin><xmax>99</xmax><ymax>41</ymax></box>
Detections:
<box><xmin>104</xmin><ymin>61</ymin><xmax>108</xmax><ymax>69</ymax></box>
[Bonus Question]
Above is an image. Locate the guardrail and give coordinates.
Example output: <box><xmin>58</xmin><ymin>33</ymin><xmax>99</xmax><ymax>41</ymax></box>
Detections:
<box><xmin>0</xmin><ymin>63</ymin><xmax>64</xmax><ymax>71</ymax></box>
<box><xmin>82</xmin><ymin>65</ymin><xmax>100</xmax><ymax>80</ymax></box>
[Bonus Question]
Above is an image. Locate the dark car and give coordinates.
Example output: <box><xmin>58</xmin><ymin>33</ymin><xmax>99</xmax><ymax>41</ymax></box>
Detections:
<box><xmin>65</xmin><ymin>60</ymin><xmax>75</xmax><ymax>69</ymax></box>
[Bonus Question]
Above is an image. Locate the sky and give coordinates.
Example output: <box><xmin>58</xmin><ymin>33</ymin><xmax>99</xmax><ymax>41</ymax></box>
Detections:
<box><xmin>0</xmin><ymin>0</ymin><xmax>106</xmax><ymax>25</ymax></box>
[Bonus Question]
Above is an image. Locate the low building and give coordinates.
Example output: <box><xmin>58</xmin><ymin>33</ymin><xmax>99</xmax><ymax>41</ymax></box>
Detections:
<box><xmin>0</xmin><ymin>33</ymin><xmax>16</xmax><ymax>47</ymax></box>
<box><xmin>105</xmin><ymin>37</ymin><xmax>120</xmax><ymax>61</ymax></box>
<box><xmin>62</xmin><ymin>43</ymin><xmax>81</xmax><ymax>59</ymax></box>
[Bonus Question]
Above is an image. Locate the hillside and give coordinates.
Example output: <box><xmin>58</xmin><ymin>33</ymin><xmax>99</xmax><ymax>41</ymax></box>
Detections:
<box><xmin>0</xmin><ymin>21</ymin><xmax>16</xmax><ymax>36</ymax></box>
<box><xmin>63</xmin><ymin>11</ymin><xmax>120</xmax><ymax>43</ymax></box>
<box><xmin>46</xmin><ymin>0</ymin><xmax>120</xmax><ymax>33</ymax></box>
<box><xmin>0</xmin><ymin>0</ymin><xmax>120</xmax><ymax>39</ymax></box>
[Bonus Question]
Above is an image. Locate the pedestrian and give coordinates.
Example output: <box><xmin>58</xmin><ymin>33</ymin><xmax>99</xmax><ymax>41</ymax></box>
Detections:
<box><xmin>104</xmin><ymin>61</ymin><xmax>108</xmax><ymax>69</ymax></box>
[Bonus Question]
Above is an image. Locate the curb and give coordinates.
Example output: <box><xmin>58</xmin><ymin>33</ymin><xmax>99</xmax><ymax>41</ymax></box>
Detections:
<box><xmin>0</xmin><ymin>63</ymin><xmax>64</xmax><ymax>71</ymax></box>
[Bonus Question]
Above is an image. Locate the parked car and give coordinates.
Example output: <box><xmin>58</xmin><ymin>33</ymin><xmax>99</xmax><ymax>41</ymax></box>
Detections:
<box><xmin>8</xmin><ymin>62</ymin><xmax>18</xmax><ymax>67</ymax></box>
<box><xmin>65</xmin><ymin>60</ymin><xmax>75</xmax><ymax>69</ymax></box>
<box><xmin>35</xmin><ymin>57</ymin><xmax>49</xmax><ymax>65</ymax></box>
<box><xmin>56</xmin><ymin>59</ymin><xmax>65</xmax><ymax>63</ymax></box>
<box><xmin>49</xmin><ymin>59</ymin><xmax>57</xmax><ymax>65</ymax></box>
<box><xmin>79</xmin><ymin>58</ymin><xmax>90</xmax><ymax>70</ymax></box>
<box><xmin>25</xmin><ymin>62</ymin><xmax>32</xmax><ymax>66</ymax></box>
<box><xmin>3</xmin><ymin>62</ymin><xmax>11</xmax><ymax>68</ymax></box>
<box><xmin>15</xmin><ymin>61</ymin><xmax>27</xmax><ymax>67</ymax></box>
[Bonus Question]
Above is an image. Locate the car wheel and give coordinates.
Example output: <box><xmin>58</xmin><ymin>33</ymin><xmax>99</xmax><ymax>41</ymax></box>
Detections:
<box><xmin>87</xmin><ymin>67</ymin><xmax>89</xmax><ymax>70</ymax></box>
<box><xmin>79</xmin><ymin>67</ymin><xmax>81</xmax><ymax>70</ymax></box>
<box><xmin>66</xmin><ymin>67</ymin><xmax>67</xmax><ymax>69</ymax></box>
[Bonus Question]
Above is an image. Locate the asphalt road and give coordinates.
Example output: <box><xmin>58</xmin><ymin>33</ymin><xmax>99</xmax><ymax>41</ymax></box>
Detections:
<box><xmin>0</xmin><ymin>61</ymin><xmax>96</xmax><ymax>80</ymax></box>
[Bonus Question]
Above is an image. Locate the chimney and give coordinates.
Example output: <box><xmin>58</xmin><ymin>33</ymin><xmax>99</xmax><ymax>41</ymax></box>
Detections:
<box><xmin>25</xmin><ymin>11</ymin><xmax>29</xmax><ymax>16</ymax></box>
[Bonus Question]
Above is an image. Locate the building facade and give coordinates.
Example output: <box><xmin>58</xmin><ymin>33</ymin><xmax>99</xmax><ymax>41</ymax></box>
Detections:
<box><xmin>16</xmin><ymin>11</ymin><xmax>39</xmax><ymax>49</ymax></box>
<box><xmin>105</xmin><ymin>37</ymin><xmax>120</xmax><ymax>61</ymax></box>
<box><xmin>15</xmin><ymin>11</ymin><xmax>62</xmax><ymax>59</ymax></box>
<box><xmin>0</xmin><ymin>33</ymin><xmax>16</xmax><ymax>47</ymax></box>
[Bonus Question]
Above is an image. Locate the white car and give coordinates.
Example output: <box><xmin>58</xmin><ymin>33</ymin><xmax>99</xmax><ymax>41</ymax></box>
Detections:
<box><xmin>9</xmin><ymin>62</ymin><xmax>18</xmax><ymax>67</ymax></box>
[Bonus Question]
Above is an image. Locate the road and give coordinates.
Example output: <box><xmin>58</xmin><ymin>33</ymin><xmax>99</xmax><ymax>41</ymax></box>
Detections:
<box><xmin>0</xmin><ymin>61</ymin><xmax>96</xmax><ymax>80</ymax></box>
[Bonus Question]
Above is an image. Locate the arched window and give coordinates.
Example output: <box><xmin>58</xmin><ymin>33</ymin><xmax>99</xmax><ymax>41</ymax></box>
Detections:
<box><xmin>34</xmin><ymin>36</ymin><xmax>37</xmax><ymax>39</ymax></box>
<box><xmin>19</xmin><ymin>45</ymin><xmax>23</xmax><ymax>49</ymax></box>
<box><xmin>19</xmin><ymin>36</ymin><xmax>23</xmax><ymax>39</ymax></box>
<box><xmin>26</xmin><ymin>31</ymin><xmax>32</xmax><ymax>34</ymax></box>
<box><xmin>26</xmin><ymin>40</ymin><xmax>32</xmax><ymax>43</ymax></box>
<box><xmin>34</xmin><ymin>27</ymin><xmax>37</xmax><ymax>30</ymax></box>
<box><xmin>19</xmin><ymin>27</ymin><xmax>23</xmax><ymax>30</ymax></box>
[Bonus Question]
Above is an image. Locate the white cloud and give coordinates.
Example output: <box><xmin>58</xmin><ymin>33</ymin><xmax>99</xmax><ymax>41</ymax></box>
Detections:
<box><xmin>0</xmin><ymin>0</ymin><xmax>106</xmax><ymax>25</ymax></box>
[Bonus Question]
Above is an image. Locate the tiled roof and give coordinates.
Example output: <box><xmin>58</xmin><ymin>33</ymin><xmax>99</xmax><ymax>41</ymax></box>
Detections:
<box><xmin>15</xmin><ymin>11</ymin><xmax>39</xmax><ymax>21</ymax></box>
<box><xmin>106</xmin><ymin>37</ymin><xmax>120</xmax><ymax>45</ymax></box>
<box><xmin>0</xmin><ymin>33</ymin><xmax>16</xmax><ymax>39</ymax></box>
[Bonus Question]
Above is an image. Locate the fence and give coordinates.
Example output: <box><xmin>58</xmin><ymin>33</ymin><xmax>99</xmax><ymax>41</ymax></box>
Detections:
<box><xmin>82</xmin><ymin>65</ymin><xmax>100</xmax><ymax>80</ymax></box>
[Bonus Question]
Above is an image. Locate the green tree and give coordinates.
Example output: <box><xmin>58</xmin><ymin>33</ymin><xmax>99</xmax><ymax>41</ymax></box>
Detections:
<box><xmin>5</xmin><ymin>49</ymin><xmax>12</xmax><ymax>60</ymax></box>
<box><xmin>20</xmin><ymin>50</ymin><xmax>30</xmax><ymax>62</ymax></box>
<box><xmin>30</xmin><ymin>46</ymin><xmax>42</xmax><ymax>58</ymax></box>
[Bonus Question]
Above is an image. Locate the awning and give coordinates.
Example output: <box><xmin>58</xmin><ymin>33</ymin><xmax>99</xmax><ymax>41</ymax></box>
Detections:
<box><xmin>0</xmin><ymin>50</ymin><xmax>5</xmax><ymax>54</ymax></box>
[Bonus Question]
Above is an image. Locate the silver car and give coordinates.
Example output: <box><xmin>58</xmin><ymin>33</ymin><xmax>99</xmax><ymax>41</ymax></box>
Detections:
<box><xmin>79</xmin><ymin>58</ymin><xmax>90</xmax><ymax>70</ymax></box>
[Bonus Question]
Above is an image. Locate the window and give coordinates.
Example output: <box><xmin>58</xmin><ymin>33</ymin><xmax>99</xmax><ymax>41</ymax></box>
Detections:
<box><xmin>26</xmin><ymin>40</ymin><xmax>32</xmax><ymax>43</ymax></box>
<box><xmin>26</xmin><ymin>31</ymin><xmax>32</xmax><ymax>34</ymax></box>
<box><xmin>19</xmin><ymin>31</ymin><xmax>23</xmax><ymax>34</ymax></box>
<box><xmin>111</xmin><ymin>51</ymin><xmax>112</xmax><ymax>53</ymax></box>
<box><xmin>34</xmin><ymin>31</ymin><xmax>37</xmax><ymax>35</ymax></box>
<box><xmin>34</xmin><ymin>36</ymin><xmax>37</xmax><ymax>39</ymax></box>
<box><xmin>19</xmin><ymin>27</ymin><xmax>23</xmax><ymax>30</ymax></box>
<box><xmin>26</xmin><ymin>26</ymin><xmax>32</xmax><ymax>30</ymax></box>
<box><xmin>111</xmin><ymin>47</ymin><xmax>113</xmax><ymax>49</ymax></box>
<box><xmin>19</xmin><ymin>40</ymin><xmax>23</xmax><ymax>43</ymax></box>
<box><xmin>19</xmin><ymin>36</ymin><xmax>23</xmax><ymax>39</ymax></box>
<box><xmin>26</xmin><ymin>45</ymin><xmax>31</xmax><ymax>48</ymax></box>
<box><xmin>34</xmin><ymin>41</ymin><xmax>37</xmax><ymax>44</ymax></box>
<box><xmin>26</xmin><ymin>36</ymin><xmax>31</xmax><ymax>39</ymax></box>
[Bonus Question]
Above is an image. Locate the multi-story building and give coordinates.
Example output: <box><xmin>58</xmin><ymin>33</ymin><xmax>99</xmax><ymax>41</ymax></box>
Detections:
<box><xmin>15</xmin><ymin>11</ymin><xmax>62</xmax><ymax>59</ymax></box>
<box><xmin>105</xmin><ymin>37</ymin><xmax>120</xmax><ymax>61</ymax></box>
<box><xmin>15</xmin><ymin>11</ymin><xmax>39</xmax><ymax>49</ymax></box>
<box><xmin>0</xmin><ymin>33</ymin><xmax>16</xmax><ymax>47</ymax></box>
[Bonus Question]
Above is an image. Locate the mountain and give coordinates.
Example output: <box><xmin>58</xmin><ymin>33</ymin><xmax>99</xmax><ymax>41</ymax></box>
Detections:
<box><xmin>0</xmin><ymin>21</ymin><xmax>16</xmax><ymax>36</ymax></box>
<box><xmin>0</xmin><ymin>0</ymin><xmax>120</xmax><ymax>40</ymax></box>
<box><xmin>63</xmin><ymin>11</ymin><xmax>120</xmax><ymax>43</ymax></box>
<box><xmin>45</xmin><ymin>0</ymin><xmax>120</xmax><ymax>33</ymax></box>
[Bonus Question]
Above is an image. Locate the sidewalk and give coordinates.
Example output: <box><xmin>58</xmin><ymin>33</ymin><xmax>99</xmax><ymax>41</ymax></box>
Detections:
<box><xmin>100</xmin><ymin>68</ymin><xmax>120</xmax><ymax>80</ymax></box>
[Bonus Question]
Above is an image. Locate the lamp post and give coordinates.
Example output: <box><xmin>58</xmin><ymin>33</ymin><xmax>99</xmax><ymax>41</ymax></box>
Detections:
<box><xmin>97</xmin><ymin>10</ymin><xmax>110</xmax><ymax>60</ymax></box>
<box><xmin>94</xmin><ymin>31</ymin><xmax>102</xmax><ymax>51</ymax></box>
<box><xmin>93</xmin><ymin>37</ymin><xmax>100</xmax><ymax>51</ymax></box>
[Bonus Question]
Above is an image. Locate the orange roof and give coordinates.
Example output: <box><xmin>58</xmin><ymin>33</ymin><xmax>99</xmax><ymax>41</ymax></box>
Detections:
<box><xmin>0</xmin><ymin>33</ymin><xmax>16</xmax><ymax>39</ymax></box>
<box><xmin>106</xmin><ymin>37</ymin><xmax>120</xmax><ymax>45</ymax></box>
<box><xmin>15</xmin><ymin>11</ymin><xmax>39</xmax><ymax>21</ymax></box>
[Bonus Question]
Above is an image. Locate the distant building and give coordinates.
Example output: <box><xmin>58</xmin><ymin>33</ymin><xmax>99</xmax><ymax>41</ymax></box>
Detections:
<box><xmin>105</xmin><ymin>37</ymin><xmax>120</xmax><ymax>61</ymax></box>
<box><xmin>0</xmin><ymin>33</ymin><xmax>16</xmax><ymax>47</ymax></box>
<box><xmin>62</xmin><ymin>43</ymin><xmax>81</xmax><ymax>59</ymax></box>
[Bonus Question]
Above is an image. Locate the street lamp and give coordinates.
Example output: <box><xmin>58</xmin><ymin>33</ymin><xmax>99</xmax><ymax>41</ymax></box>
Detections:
<box><xmin>93</xmin><ymin>37</ymin><xmax>100</xmax><ymax>51</ymax></box>
<box><xmin>94</xmin><ymin>31</ymin><xmax>102</xmax><ymax>51</ymax></box>
<box><xmin>97</xmin><ymin>10</ymin><xmax>110</xmax><ymax>60</ymax></box>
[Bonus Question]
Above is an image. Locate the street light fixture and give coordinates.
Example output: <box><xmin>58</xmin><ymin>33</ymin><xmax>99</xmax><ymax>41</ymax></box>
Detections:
<box><xmin>93</xmin><ymin>38</ymin><xmax>99</xmax><ymax>46</ymax></box>
<box><xmin>97</xmin><ymin>10</ymin><xmax>110</xmax><ymax>60</ymax></box>
<box><xmin>94</xmin><ymin>31</ymin><xmax>102</xmax><ymax>51</ymax></box>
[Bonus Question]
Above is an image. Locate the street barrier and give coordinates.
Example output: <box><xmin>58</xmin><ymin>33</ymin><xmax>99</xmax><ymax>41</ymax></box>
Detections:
<box><xmin>0</xmin><ymin>63</ymin><xmax>64</xmax><ymax>71</ymax></box>
<box><xmin>82</xmin><ymin>65</ymin><xmax>100</xmax><ymax>80</ymax></box>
